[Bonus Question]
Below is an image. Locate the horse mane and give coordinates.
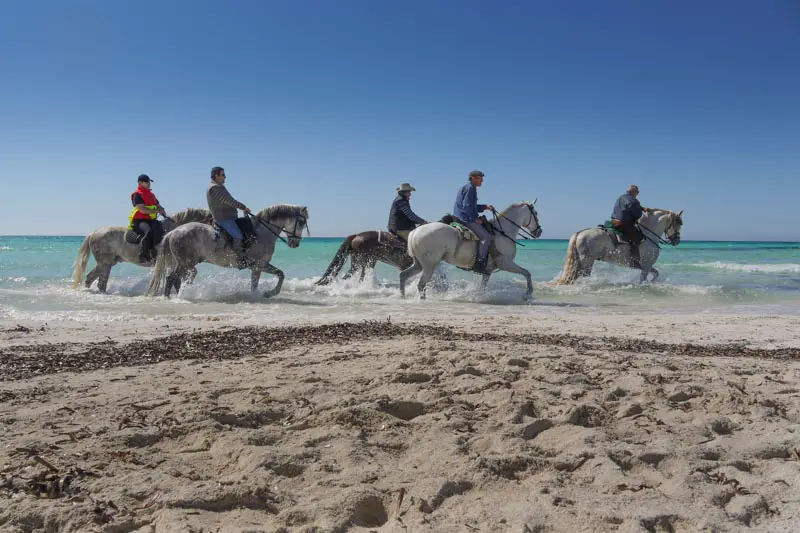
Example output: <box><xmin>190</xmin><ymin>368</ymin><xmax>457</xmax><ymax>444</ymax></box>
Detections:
<box><xmin>171</xmin><ymin>207</ymin><xmax>211</xmax><ymax>225</ymax></box>
<box><xmin>498</xmin><ymin>202</ymin><xmax>532</xmax><ymax>217</ymax></box>
<box><xmin>256</xmin><ymin>204</ymin><xmax>308</xmax><ymax>220</ymax></box>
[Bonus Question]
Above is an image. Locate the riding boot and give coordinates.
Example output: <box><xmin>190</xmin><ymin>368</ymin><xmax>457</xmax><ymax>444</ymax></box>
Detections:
<box><xmin>233</xmin><ymin>239</ymin><xmax>250</xmax><ymax>269</ymax></box>
<box><xmin>473</xmin><ymin>257</ymin><xmax>489</xmax><ymax>274</ymax></box>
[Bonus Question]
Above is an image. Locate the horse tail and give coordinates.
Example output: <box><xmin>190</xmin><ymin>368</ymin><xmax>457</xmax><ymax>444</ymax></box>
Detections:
<box><xmin>146</xmin><ymin>234</ymin><xmax>172</xmax><ymax>296</ymax></box>
<box><xmin>553</xmin><ymin>232</ymin><xmax>581</xmax><ymax>285</ymax></box>
<box><xmin>71</xmin><ymin>235</ymin><xmax>93</xmax><ymax>289</ymax></box>
<box><xmin>315</xmin><ymin>235</ymin><xmax>354</xmax><ymax>285</ymax></box>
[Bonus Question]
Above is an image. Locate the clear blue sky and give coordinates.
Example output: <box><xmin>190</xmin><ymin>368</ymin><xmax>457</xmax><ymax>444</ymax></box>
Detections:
<box><xmin>1</xmin><ymin>0</ymin><xmax>798</xmax><ymax>240</ymax></box>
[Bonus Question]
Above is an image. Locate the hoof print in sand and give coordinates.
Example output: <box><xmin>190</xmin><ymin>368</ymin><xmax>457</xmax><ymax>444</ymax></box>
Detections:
<box><xmin>211</xmin><ymin>408</ymin><xmax>284</xmax><ymax>429</ymax></box>
<box><xmin>565</xmin><ymin>404</ymin><xmax>609</xmax><ymax>428</ymax></box>
<box><xmin>521</xmin><ymin>419</ymin><xmax>554</xmax><ymax>440</ymax></box>
<box><xmin>376</xmin><ymin>399</ymin><xmax>425</xmax><ymax>421</ymax></box>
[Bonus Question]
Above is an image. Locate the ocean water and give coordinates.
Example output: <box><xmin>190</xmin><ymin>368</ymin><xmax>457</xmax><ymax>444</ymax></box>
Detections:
<box><xmin>1</xmin><ymin>236</ymin><xmax>799</xmax><ymax>325</ymax></box>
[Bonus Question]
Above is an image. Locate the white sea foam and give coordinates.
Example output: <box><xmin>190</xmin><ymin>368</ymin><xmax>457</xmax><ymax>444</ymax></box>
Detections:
<box><xmin>692</xmin><ymin>262</ymin><xmax>800</xmax><ymax>274</ymax></box>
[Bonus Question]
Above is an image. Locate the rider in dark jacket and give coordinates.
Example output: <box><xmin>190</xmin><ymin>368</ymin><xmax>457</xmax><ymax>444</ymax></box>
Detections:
<box><xmin>388</xmin><ymin>183</ymin><xmax>426</xmax><ymax>241</ymax></box>
<box><xmin>610</xmin><ymin>184</ymin><xmax>650</xmax><ymax>266</ymax></box>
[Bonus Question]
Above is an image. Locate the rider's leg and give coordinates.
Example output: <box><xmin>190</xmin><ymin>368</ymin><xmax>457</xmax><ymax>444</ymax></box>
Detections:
<box><xmin>467</xmin><ymin>222</ymin><xmax>491</xmax><ymax>272</ymax></box>
<box><xmin>396</xmin><ymin>230</ymin><xmax>411</xmax><ymax>241</ymax></box>
<box><xmin>135</xmin><ymin>220</ymin><xmax>155</xmax><ymax>262</ymax></box>
<box><xmin>216</xmin><ymin>219</ymin><xmax>248</xmax><ymax>267</ymax></box>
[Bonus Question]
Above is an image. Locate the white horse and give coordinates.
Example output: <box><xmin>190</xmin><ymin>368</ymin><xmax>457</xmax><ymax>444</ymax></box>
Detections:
<box><xmin>72</xmin><ymin>208</ymin><xmax>212</xmax><ymax>292</ymax></box>
<box><xmin>146</xmin><ymin>205</ymin><xmax>309</xmax><ymax>298</ymax></box>
<box><xmin>400</xmin><ymin>202</ymin><xmax>543</xmax><ymax>299</ymax></box>
<box><xmin>554</xmin><ymin>208</ymin><xmax>683</xmax><ymax>285</ymax></box>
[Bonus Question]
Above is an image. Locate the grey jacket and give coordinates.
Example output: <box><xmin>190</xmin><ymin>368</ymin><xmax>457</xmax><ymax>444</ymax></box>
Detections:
<box><xmin>207</xmin><ymin>181</ymin><xmax>246</xmax><ymax>221</ymax></box>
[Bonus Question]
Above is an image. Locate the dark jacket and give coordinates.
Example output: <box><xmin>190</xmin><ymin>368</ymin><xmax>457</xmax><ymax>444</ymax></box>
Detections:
<box><xmin>453</xmin><ymin>183</ymin><xmax>486</xmax><ymax>224</ymax></box>
<box><xmin>611</xmin><ymin>193</ymin><xmax>643</xmax><ymax>227</ymax></box>
<box><xmin>388</xmin><ymin>194</ymin><xmax>425</xmax><ymax>233</ymax></box>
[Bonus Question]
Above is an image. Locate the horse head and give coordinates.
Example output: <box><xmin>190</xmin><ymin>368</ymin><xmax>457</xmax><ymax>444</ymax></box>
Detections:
<box><xmin>666</xmin><ymin>209</ymin><xmax>683</xmax><ymax>246</ymax></box>
<box><xmin>644</xmin><ymin>208</ymin><xmax>683</xmax><ymax>246</ymax></box>
<box><xmin>258</xmin><ymin>205</ymin><xmax>310</xmax><ymax>248</ymax></box>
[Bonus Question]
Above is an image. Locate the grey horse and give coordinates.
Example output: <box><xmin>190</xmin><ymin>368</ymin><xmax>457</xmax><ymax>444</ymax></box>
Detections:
<box><xmin>554</xmin><ymin>208</ymin><xmax>683</xmax><ymax>284</ymax></box>
<box><xmin>72</xmin><ymin>208</ymin><xmax>212</xmax><ymax>292</ymax></box>
<box><xmin>146</xmin><ymin>205</ymin><xmax>309</xmax><ymax>298</ymax></box>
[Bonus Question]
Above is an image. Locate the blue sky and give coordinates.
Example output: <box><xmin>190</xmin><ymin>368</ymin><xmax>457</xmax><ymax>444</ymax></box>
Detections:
<box><xmin>1</xmin><ymin>0</ymin><xmax>798</xmax><ymax>240</ymax></box>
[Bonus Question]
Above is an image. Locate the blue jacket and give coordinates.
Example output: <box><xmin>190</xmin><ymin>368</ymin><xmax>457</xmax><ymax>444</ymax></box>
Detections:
<box><xmin>611</xmin><ymin>193</ymin><xmax>643</xmax><ymax>226</ymax></box>
<box><xmin>453</xmin><ymin>183</ymin><xmax>486</xmax><ymax>224</ymax></box>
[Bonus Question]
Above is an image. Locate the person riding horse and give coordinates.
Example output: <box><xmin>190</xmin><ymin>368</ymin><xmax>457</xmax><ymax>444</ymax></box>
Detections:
<box><xmin>207</xmin><ymin>166</ymin><xmax>252</xmax><ymax>268</ymax></box>
<box><xmin>129</xmin><ymin>174</ymin><xmax>167</xmax><ymax>263</ymax></box>
<box><xmin>388</xmin><ymin>183</ymin><xmax>427</xmax><ymax>242</ymax></box>
<box><xmin>610</xmin><ymin>184</ymin><xmax>651</xmax><ymax>267</ymax></box>
<box><xmin>453</xmin><ymin>170</ymin><xmax>494</xmax><ymax>273</ymax></box>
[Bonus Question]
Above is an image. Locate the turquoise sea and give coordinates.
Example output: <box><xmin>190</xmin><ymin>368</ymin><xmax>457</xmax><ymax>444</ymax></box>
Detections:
<box><xmin>1</xmin><ymin>236</ymin><xmax>799</xmax><ymax>325</ymax></box>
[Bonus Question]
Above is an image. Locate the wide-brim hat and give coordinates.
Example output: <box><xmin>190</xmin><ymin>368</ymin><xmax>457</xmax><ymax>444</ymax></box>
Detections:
<box><xmin>397</xmin><ymin>183</ymin><xmax>416</xmax><ymax>192</ymax></box>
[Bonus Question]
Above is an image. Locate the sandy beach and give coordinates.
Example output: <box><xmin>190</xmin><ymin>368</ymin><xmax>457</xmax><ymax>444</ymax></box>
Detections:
<box><xmin>1</xmin><ymin>312</ymin><xmax>799</xmax><ymax>533</ymax></box>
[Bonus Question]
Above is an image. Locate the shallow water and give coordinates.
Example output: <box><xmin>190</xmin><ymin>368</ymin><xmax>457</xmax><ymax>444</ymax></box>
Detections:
<box><xmin>1</xmin><ymin>236</ymin><xmax>799</xmax><ymax>325</ymax></box>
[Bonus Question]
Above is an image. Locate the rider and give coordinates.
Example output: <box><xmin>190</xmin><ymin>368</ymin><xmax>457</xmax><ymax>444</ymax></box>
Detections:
<box><xmin>129</xmin><ymin>174</ymin><xmax>167</xmax><ymax>263</ymax></box>
<box><xmin>388</xmin><ymin>183</ymin><xmax>427</xmax><ymax>242</ymax></box>
<box><xmin>610</xmin><ymin>184</ymin><xmax>651</xmax><ymax>266</ymax></box>
<box><xmin>453</xmin><ymin>170</ymin><xmax>495</xmax><ymax>273</ymax></box>
<box><xmin>207</xmin><ymin>166</ymin><xmax>252</xmax><ymax>267</ymax></box>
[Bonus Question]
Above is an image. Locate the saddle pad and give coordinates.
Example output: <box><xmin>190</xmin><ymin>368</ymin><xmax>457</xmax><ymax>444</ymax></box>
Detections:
<box><xmin>450</xmin><ymin>222</ymin><xmax>479</xmax><ymax>241</ymax></box>
<box><xmin>124</xmin><ymin>230</ymin><xmax>144</xmax><ymax>245</ymax></box>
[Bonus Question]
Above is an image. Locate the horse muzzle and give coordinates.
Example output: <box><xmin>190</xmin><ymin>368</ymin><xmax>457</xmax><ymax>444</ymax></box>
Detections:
<box><xmin>287</xmin><ymin>237</ymin><xmax>301</xmax><ymax>248</ymax></box>
<box><xmin>532</xmin><ymin>227</ymin><xmax>543</xmax><ymax>239</ymax></box>
<box><xmin>669</xmin><ymin>235</ymin><xmax>681</xmax><ymax>246</ymax></box>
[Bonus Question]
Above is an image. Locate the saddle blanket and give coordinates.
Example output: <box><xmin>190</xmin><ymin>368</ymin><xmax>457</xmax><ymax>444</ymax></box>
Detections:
<box><xmin>449</xmin><ymin>222</ymin><xmax>479</xmax><ymax>241</ymax></box>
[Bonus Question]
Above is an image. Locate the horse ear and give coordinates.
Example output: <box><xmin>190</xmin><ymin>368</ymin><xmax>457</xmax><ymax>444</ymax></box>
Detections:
<box><xmin>678</xmin><ymin>209</ymin><xmax>684</xmax><ymax>217</ymax></box>
<box><xmin>533</xmin><ymin>198</ymin><xmax>537</xmax><ymax>206</ymax></box>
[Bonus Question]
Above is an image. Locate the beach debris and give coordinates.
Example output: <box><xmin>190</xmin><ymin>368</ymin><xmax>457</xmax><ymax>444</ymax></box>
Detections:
<box><xmin>2</xmin><ymin>321</ymin><xmax>800</xmax><ymax>382</ymax></box>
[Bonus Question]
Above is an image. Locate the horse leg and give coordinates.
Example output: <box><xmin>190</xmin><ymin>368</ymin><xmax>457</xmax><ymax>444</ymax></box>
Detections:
<box><xmin>85</xmin><ymin>267</ymin><xmax>100</xmax><ymax>289</ymax></box>
<box><xmin>96</xmin><ymin>264</ymin><xmax>113</xmax><ymax>293</ymax></box>
<box><xmin>251</xmin><ymin>267</ymin><xmax>262</xmax><ymax>292</ymax></box>
<box><xmin>498</xmin><ymin>259</ymin><xmax>534</xmax><ymax>297</ymax></box>
<box><xmin>649</xmin><ymin>267</ymin><xmax>659</xmax><ymax>282</ymax></box>
<box><xmin>417</xmin><ymin>263</ymin><xmax>438</xmax><ymax>300</ymax></box>
<box><xmin>360</xmin><ymin>257</ymin><xmax>377</xmax><ymax>283</ymax></box>
<box><xmin>480</xmin><ymin>273</ymin><xmax>491</xmax><ymax>289</ymax></box>
<box><xmin>186</xmin><ymin>267</ymin><xmax>198</xmax><ymax>285</ymax></box>
<box><xmin>399</xmin><ymin>260</ymin><xmax>423</xmax><ymax>298</ymax></box>
<box><xmin>262</xmin><ymin>262</ymin><xmax>284</xmax><ymax>298</ymax></box>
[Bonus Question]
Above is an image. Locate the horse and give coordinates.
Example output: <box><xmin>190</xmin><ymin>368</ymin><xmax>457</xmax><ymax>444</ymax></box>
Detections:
<box><xmin>315</xmin><ymin>231</ymin><xmax>414</xmax><ymax>285</ymax></box>
<box><xmin>71</xmin><ymin>208</ymin><xmax>212</xmax><ymax>292</ymax></box>
<box><xmin>399</xmin><ymin>202</ymin><xmax>543</xmax><ymax>299</ymax></box>
<box><xmin>553</xmin><ymin>208</ymin><xmax>683</xmax><ymax>285</ymax></box>
<box><xmin>146</xmin><ymin>205</ymin><xmax>309</xmax><ymax>298</ymax></box>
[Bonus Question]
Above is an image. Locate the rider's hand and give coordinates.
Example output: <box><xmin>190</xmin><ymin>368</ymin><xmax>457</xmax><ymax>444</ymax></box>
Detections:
<box><xmin>243</xmin><ymin>207</ymin><xmax>251</xmax><ymax>215</ymax></box>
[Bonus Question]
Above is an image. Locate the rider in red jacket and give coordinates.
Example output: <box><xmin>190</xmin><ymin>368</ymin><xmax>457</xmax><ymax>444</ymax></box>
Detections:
<box><xmin>128</xmin><ymin>174</ymin><xmax>167</xmax><ymax>263</ymax></box>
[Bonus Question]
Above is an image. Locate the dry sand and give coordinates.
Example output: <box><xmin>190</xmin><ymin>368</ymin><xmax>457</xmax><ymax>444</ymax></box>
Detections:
<box><xmin>1</xmin><ymin>313</ymin><xmax>799</xmax><ymax>533</ymax></box>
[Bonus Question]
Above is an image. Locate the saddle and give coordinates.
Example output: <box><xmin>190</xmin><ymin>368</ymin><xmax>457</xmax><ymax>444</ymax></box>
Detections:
<box><xmin>438</xmin><ymin>214</ymin><xmax>480</xmax><ymax>241</ymax></box>
<box><xmin>378</xmin><ymin>231</ymin><xmax>407</xmax><ymax>250</ymax></box>
<box><xmin>600</xmin><ymin>220</ymin><xmax>633</xmax><ymax>246</ymax></box>
<box><xmin>214</xmin><ymin>217</ymin><xmax>258</xmax><ymax>247</ymax></box>
<box><xmin>124</xmin><ymin>229</ymin><xmax>144</xmax><ymax>245</ymax></box>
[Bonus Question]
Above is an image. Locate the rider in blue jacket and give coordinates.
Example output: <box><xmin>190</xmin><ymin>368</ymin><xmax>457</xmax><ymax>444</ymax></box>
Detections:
<box><xmin>453</xmin><ymin>170</ymin><xmax>494</xmax><ymax>273</ymax></box>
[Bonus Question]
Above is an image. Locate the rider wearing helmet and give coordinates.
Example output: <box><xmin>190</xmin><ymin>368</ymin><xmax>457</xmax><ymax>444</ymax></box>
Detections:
<box><xmin>453</xmin><ymin>170</ymin><xmax>494</xmax><ymax>273</ymax></box>
<box><xmin>388</xmin><ymin>182</ymin><xmax>427</xmax><ymax>242</ymax></box>
<box><xmin>207</xmin><ymin>166</ymin><xmax>252</xmax><ymax>267</ymax></box>
<box><xmin>610</xmin><ymin>184</ymin><xmax>651</xmax><ymax>267</ymax></box>
<box><xmin>129</xmin><ymin>174</ymin><xmax>167</xmax><ymax>263</ymax></box>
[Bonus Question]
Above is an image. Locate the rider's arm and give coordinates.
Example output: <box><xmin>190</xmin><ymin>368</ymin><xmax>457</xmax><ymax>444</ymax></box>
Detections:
<box><xmin>209</xmin><ymin>185</ymin><xmax>247</xmax><ymax>210</ymax></box>
<box><xmin>132</xmin><ymin>193</ymin><xmax>157</xmax><ymax>215</ymax></box>
<box><xmin>399</xmin><ymin>202</ymin><xmax>425</xmax><ymax>225</ymax></box>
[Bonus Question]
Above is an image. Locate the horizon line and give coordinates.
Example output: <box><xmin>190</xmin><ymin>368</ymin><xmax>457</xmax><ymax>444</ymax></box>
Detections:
<box><xmin>1</xmin><ymin>235</ymin><xmax>799</xmax><ymax>244</ymax></box>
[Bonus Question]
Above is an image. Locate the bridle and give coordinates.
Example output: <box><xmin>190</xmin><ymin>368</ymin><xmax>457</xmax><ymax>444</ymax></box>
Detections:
<box><xmin>248</xmin><ymin>210</ymin><xmax>310</xmax><ymax>245</ymax></box>
<box><xmin>490</xmin><ymin>202</ymin><xmax>543</xmax><ymax>246</ymax></box>
<box><xmin>639</xmin><ymin>211</ymin><xmax>682</xmax><ymax>248</ymax></box>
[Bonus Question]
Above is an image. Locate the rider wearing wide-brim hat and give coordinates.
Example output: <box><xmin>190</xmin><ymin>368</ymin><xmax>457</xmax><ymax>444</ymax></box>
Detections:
<box><xmin>388</xmin><ymin>182</ymin><xmax>427</xmax><ymax>242</ymax></box>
